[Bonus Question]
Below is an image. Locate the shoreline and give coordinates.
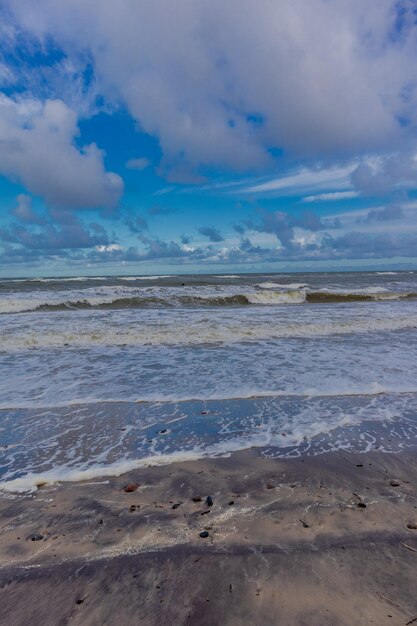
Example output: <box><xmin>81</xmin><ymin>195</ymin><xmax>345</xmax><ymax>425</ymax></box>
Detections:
<box><xmin>1</xmin><ymin>448</ymin><xmax>417</xmax><ymax>625</ymax></box>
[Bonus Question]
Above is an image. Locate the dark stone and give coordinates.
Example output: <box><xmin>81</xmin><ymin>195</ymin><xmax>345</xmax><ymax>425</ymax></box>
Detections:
<box><xmin>124</xmin><ymin>483</ymin><xmax>139</xmax><ymax>493</ymax></box>
<box><xmin>172</xmin><ymin>503</ymin><xmax>181</xmax><ymax>510</ymax></box>
<box><xmin>206</xmin><ymin>496</ymin><xmax>213</xmax><ymax>507</ymax></box>
<box><xmin>390</xmin><ymin>480</ymin><xmax>400</xmax><ymax>487</ymax></box>
<box><xmin>29</xmin><ymin>534</ymin><xmax>44</xmax><ymax>542</ymax></box>
<box><xmin>199</xmin><ymin>531</ymin><xmax>209</xmax><ymax>538</ymax></box>
<box><xmin>406</xmin><ymin>521</ymin><xmax>417</xmax><ymax>530</ymax></box>
<box><xmin>229</xmin><ymin>501</ymin><xmax>234</xmax><ymax>506</ymax></box>
<box><xmin>357</xmin><ymin>502</ymin><xmax>367</xmax><ymax>508</ymax></box>
<box><xmin>192</xmin><ymin>496</ymin><xmax>202</xmax><ymax>502</ymax></box>
<box><xmin>159</xmin><ymin>429</ymin><xmax>167</xmax><ymax>434</ymax></box>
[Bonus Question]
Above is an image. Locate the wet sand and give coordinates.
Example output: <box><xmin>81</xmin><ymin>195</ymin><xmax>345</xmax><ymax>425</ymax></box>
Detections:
<box><xmin>0</xmin><ymin>448</ymin><xmax>417</xmax><ymax>625</ymax></box>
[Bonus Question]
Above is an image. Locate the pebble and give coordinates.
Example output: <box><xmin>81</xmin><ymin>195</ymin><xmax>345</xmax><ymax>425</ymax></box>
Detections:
<box><xmin>406</xmin><ymin>521</ymin><xmax>417</xmax><ymax>530</ymax></box>
<box><xmin>357</xmin><ymin>502</ymin><xmax>367</xmax><ymax>509</ymax></box>
<box><xmin>29</xmin><ymin>534</ymin><xmax>44</xmax><ymax>541</ymax></box>
<box><xmin>199</xmin><ymin>531</ymin><xmax>209</xmax><ymax>538</ymax></box>
<box><xmin>390</xmin><ymin>480</ymin><xmax>400</xmax><ymax>487</ymax></box>
<box><xmin>124</xmin><ymin>483</ymin><xmax>139</xmax><ymax>493</ymax></box>
<box><xmin>172</xmin><ymin>503</ymin><xmax>181</xmax><ymax>510</ymax></box>
<box><xmin>206</xmin><ymin>496</ymin><xmax>213</xmax><ymax>507</ymax></box>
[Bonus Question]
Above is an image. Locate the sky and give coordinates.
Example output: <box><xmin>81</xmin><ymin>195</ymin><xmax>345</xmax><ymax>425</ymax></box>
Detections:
<box><xmin>1</xmin><ymin>1</ymin><xmax>417</xmax><ymax>276</ymax></box>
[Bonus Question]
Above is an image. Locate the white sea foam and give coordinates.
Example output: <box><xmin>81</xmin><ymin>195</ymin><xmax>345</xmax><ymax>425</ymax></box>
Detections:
<box><xmin>4</xmin><ymin>310</ymin><xmax>417</xmax><ymax>351</ymax></box>
<box><xmin>256</xmin><ymin>282</ymin><xmax>308</xmax><ymax>289</ymax></box>
<box><xmin>118</xmin><ymin>275</ymin><xmax>171</xmax><ymax>280</ymax></box>
<box><xmin>0</xmin><ymin>402</ymin><xmax>384</xmax><ymax>493</ymax></box>
<box><xmin>1</xmin><ymin>382</ymin><xmax>415</xmax><ymax>411</ymax></box>
<box><xmin>246</xmin><ymin>289</ymin><xmax>307</xmax><ymax>304</ymax></box>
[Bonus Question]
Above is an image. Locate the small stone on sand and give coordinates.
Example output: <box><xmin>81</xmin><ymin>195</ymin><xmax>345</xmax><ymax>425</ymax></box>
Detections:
<box><xmin>124</xmin><ymin>483</ymin><xmax>139</xmax><ymax>493</ymax></box>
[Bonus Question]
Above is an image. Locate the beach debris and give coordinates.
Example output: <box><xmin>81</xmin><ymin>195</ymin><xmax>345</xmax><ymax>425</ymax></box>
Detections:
<box><xmin>199</xmin><ymin>531</ymin><xmax>209</xmax><ymax>538</ymax></box>
<box><xmin>299</xmin><ymin>519</ymin><xmax>309</xmax><ymax>528</ymax></box>
<box><xmin>201</xmin><ymin>510</ymin><xmax>211</xmax><ymax>516</ymax></box>
<box><xmin>376</xmin><ymin>591</ymin><xmax>402</xmax><ymax>610</ymax></box>
<box><xmin>124</xmin><ymin>483</ymin><xmax>139</xmax><ymax>493</ymax></box>
<box><xmin>28</xmin><ymin>533</ymin><xmax>44</xmax><ymax>541</ymax></box>
<box><xmin>159</xmin><ymin>429</ymin><xmax>167</xmax><ymax>434</ymax></box>
<box><xmin>266</xmin><ymin>483</ymin><xmax>275</xmax><ymax>489</ymax></box>
<box><xmin>201</xmin><ymin>411</ymin><xmax>208</xmax><ymax>415</ymax></box>
<box><xmin>390</xmin><ymin>480</ymin><xmax>400</xmax><ymax>487</ymax></box>
<box><xmin>229</xmin><ymin>500</ymin><xmax>235</xmax><ymax>505</ymax></box>
<box><xmin>400</xmin><ymin>542</ymin><xmax>417</xmax><ymax>553</ymax></box>
<box><xmin>356</xmin><ymin>464</ymin><xmax>363</xmax><ymax>467</ymax></box>
<box><xmin>75</xmin><ymin>597</ymin><xmax>87</xmax><ymax>605</ymax></box>
<box><xmin>206</xmin><ymin>496</ymin><xmax>213</xmax><ymax>507</ymax></box>
<box><xmin>352</xmin><ymin>492</ymin><xmax>367</xmax><ymax>508</ymax></box>
<box><xmin>192</xmin><ymin>496</ymin><xmax>203</xmax><ymax>502</ymax></box>
<box><xmin>129</xmin><ymin>505</ymin><xmax>138</xmax><ymax>512</ymax></box>
<box><xmin>406</xmin><ymin>521</ymin><xmax>417</xmax><ymax>530</ymax></box>
<box><xmin>172</xmin><ymin>502</ymin><xmax>182</xmax><ymax>509</ymax></box>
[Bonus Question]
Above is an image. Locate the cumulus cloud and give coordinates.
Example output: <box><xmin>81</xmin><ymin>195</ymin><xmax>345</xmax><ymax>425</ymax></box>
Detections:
<box><xmin>198</xmin><ymin>226</ymin><xmax>224</xmax><ymax>242</ymax></box>
<box><xmin>0</xmin><ymin>220</ymin><xmax>109</xmax><ymax>250</ymax></box>
<box><xmin>0</xmin><ymin>203</ymin><xmax>110</xmax><ymax>250</ymax></box>
<box><xmin>351</xmin><ymin>154</ymin><xmax>417</xmax><ymax>196</ymax></box>
<box><xmin>360</xmin><ymin>205</ymin><xmax>404</xmax><ymax>223</ymax></box>
<box><xmin>124</xmin><ymin>213</ymin><xmax>148</xmax><ymax>233</ymax></box>
<box><xmin>11</xmin><ymin>194</ymin><xmax>46</xmax><ymax>225</ymax></box>
<box><xmin>5</xmin><ymin>0</ymin><xmax>417</xmax><ymax>176</ymax></box>
<box><xmin>0</xmin><ymin>95</ymin><xmax>123</xmax><ymax>209</ymax></box>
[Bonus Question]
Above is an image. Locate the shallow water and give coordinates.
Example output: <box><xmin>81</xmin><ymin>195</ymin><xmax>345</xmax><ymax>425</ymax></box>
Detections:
<box><xmin>1</xmin><ymin>270</ymin><xmax>417</xmax><ymax>491</ymax></box>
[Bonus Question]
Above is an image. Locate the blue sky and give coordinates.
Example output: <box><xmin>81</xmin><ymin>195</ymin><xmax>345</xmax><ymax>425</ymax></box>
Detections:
<box><xmin>1</xmin><ymin>1</ymin><xmax>417</xmax><ymax>276</ymax></box>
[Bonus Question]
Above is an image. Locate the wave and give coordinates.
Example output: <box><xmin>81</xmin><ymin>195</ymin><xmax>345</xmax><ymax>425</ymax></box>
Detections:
<box><xmin>118</xmin><ymin>275</ymin><xmax>171</xmax><ymax>281</ymax></box>
<box><xmin>2</xmin><ymin>313</ymin><xmax>417</xmax><ymax>350</ymax></box>
<box><xmin>256</xmin><ymin>282</ymin><xmax>308</xmax><ymax>289</ymax></box>
<box><xmin>1</xmin><ymin>288</ymin><xmax>417</xmax><ymax>314</ymax></box>
<box><xmin>1</xmin><ymin>384</ymin><xmax>416</xmax><ymax>411</ymax></box>
<box><xmin>306</xmin><ymin>290</ymin><xmax>416</xmax><ymax>303</ymax></box>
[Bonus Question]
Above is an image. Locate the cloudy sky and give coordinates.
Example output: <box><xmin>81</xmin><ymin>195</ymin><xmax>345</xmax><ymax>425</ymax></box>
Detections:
<box><xmin>1</xmin><ymin>0</ymin><xmax>417</xmax><ymax>276</ymax></box>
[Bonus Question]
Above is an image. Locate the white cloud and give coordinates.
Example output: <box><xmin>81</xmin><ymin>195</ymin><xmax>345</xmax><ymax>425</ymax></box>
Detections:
<box><xmin>302</xmin><ymin>191</ymin><xmax>359</xmax><ymax>202</ymax></box>
<box><xmin>96</xmin><ymin>243</ymin><xmax>123</xmax><ymax>252</ymax></box>
<box><xmin>0</xmin><ymin>95</ymin><xmax>123</xmax><ymax>209</ymax></box>
<box><xmin>126</xmin><ymin>157</ymin><xmax>150</xmax><ymax>171</ymax></box>
<box><xmin>5</xmin><ymin>0</ymin><xmax>417</xmax><ymax>175</ymax></box>
<box><xmin>11</xmin><ymin>194</ymin><xmax>46</xmax><ymax>224</ymax></box>
<box><xmin>242</xmin><ymin>164</ymin><xmax>355</xmax><ymax>195</ymax></box>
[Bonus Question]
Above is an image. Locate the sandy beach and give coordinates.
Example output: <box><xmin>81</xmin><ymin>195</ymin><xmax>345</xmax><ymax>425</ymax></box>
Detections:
<box><xmin>0</xmin><ymin>448</ymin><xmax>416</xmax><ymax>625</ymax></box>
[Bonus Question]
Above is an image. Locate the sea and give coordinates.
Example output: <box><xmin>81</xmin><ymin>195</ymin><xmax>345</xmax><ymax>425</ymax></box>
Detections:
<box><xmin>1</xmin><ymin>270</ymin><xmax>417</xmax><ymax>492</ymax></box>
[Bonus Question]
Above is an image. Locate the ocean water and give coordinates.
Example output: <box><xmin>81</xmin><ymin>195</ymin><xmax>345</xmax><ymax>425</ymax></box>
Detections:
<box><xmin>1</xmin><ymin>270</ymin><xmax>417</xmax><ymax>492</ymax></box>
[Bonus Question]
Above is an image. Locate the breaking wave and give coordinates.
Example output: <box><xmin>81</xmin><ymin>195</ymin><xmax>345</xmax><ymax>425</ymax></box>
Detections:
<box><xmin>2</xmin><ymin>313</ymin><xmax>417</xmax><ymax>350</ymax></box>
<box><xmin>2</xmin><ymin>288</ymin><xmax>417</xmax><ymax>314</ymax></box>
